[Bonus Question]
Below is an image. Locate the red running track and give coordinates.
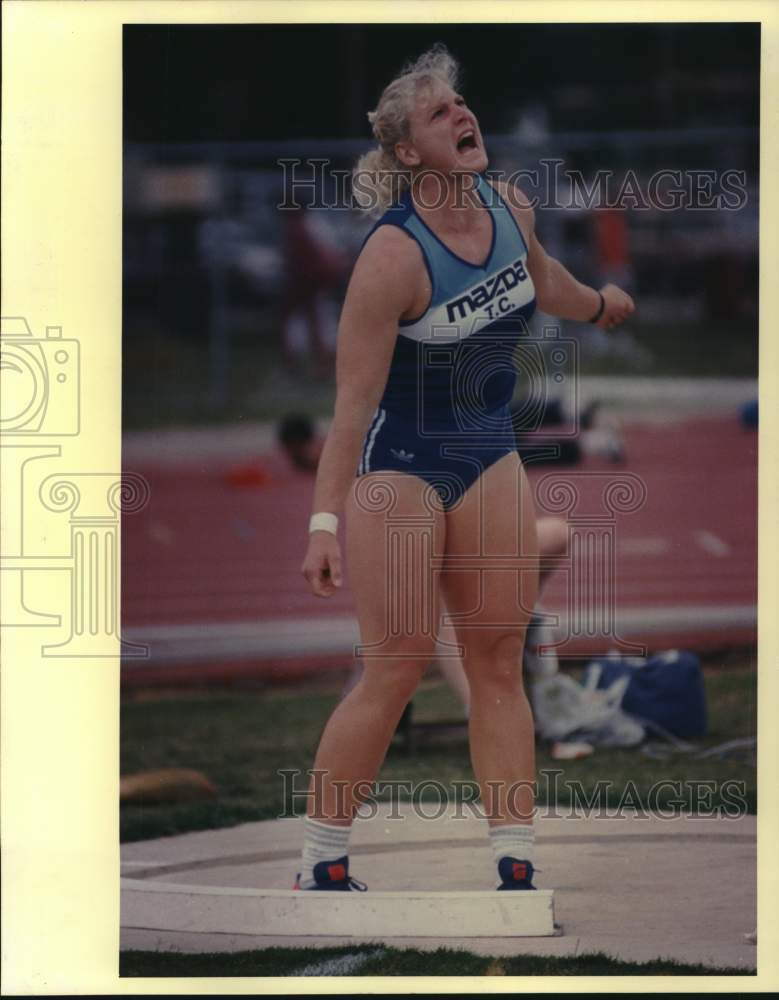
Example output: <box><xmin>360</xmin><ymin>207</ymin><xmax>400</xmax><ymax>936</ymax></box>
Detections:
<box><xmin>121</xmin><ymin>415</ymin><xmax>757</xmax><ymax>683</ymax></box>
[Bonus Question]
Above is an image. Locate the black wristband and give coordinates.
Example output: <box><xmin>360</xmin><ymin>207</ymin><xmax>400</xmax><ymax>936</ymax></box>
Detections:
<box><xmin>588</xmin><ymin>290</ymin><xmax>605</xmax><ymax>324</ymax></box>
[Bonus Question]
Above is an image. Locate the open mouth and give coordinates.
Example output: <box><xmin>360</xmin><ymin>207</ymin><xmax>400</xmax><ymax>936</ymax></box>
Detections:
<box><xmin>456</xmin><ymin>131</ymin><xmax>478</xmax><ymax>152</ymax></box>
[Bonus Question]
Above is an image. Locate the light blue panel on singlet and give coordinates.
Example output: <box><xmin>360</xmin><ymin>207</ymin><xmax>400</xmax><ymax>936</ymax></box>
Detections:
<box><xmin>363</xmin><ymin>172</ymin><xmax>537</xmax><ymax>430</ymax></box>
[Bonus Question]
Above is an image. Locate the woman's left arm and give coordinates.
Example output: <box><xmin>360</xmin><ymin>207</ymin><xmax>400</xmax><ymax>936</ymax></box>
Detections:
<box><xmin>499</xmin><ymin>181</ymin><xmax>635</xmax><ymax>329</ymax></box>
<box><xmin>528</xmin><ymin>231</ymin><xmax>635</xmax><ymax>329</ymax></box>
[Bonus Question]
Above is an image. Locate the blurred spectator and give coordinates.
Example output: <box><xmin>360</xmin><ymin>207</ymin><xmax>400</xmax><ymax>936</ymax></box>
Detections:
<box><xmin>277</xmin><ymin>413</ymin><xmax>324</xmax><ymax>472</ymax></box>
<box><xmin>704</xmin><ymin>251</ymin><xmax>748</xmax><ymax>324</ymax></box>
<box><xmin>279</xmin><ymin>205</ymin><xmax>348</xmax><ymax>375</ymax></box>
<box><xmin>512</xmin><ymin>399</ymin><xmax>625</xmax><ymax>465</ymax></box>
<box><xmin>593</xmin><ymin>208</ymin><xmax>634</xmax><ymax>292</ymax></box>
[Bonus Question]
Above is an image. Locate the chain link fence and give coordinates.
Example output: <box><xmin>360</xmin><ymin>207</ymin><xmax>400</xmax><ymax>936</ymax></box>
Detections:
<box><xmin>123</xmin><ymin>127</ymin><xmax>758</xmax><ymax>428</ymax></box>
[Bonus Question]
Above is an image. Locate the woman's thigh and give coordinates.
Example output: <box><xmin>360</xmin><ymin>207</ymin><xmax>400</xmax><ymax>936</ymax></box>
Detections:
<box><xmin>439</xmin><ymin>451</ymin><xmax>539</xmax><ymax>664</ymax></box>
<box><xmin>346</xmin><ymin>470</ymin><xmax>447</xmax><ymax>667</ymax></box>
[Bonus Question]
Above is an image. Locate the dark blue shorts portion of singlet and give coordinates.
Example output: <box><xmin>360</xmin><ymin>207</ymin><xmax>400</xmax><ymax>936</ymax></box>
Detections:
<box><xmin>357</xmin><ymin>403</ymin><xmax>518</xmax><ymax>511</ymax></box>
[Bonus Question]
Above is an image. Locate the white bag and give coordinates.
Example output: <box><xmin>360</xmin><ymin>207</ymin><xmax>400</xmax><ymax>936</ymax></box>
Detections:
<box><xmin>530</xmin><ymin>665</ymin><xmax>645</xmax><ymax>747</ymax></box>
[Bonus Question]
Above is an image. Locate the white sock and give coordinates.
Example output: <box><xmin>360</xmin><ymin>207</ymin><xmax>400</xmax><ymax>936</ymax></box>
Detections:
<box><xmin>298</xmin><ymin>816</ymin><xmax>352</xmax><ymax>888</ymax></box>
<box><xmin>489</xmin><ymin>823</ymin><xmax>535</xmax><ymax>865</ymax></box>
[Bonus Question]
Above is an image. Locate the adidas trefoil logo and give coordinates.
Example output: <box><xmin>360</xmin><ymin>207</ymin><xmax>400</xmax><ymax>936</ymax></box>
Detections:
<box><xmin>390</xmin><ymin>448</ymin><xmax>415</xmax><ymax>462</ymax></box>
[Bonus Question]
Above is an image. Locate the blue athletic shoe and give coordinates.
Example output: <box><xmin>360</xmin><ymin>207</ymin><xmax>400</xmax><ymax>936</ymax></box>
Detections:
<box><xmin>497</xmin><ymin>857</ymin><xmax>537</xmax><ymax>890</ymax></box>
<box><xmin>293</xmin><ymin>855</ymin><xmax>367</xmax><ymax>891</ymax></box>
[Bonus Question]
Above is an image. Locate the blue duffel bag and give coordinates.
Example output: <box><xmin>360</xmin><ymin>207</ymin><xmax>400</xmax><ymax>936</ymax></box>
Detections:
<box><xmin>583</xmin><ymin>650</ymin><xmax>707</xmax><ymax>739</ymax></box>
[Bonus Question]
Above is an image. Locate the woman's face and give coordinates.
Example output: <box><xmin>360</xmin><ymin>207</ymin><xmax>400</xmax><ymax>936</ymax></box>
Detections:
<box><xmin>398</xmin><ymin>80</ymin><xmax>488</xmax><ymax>175</ymax></box>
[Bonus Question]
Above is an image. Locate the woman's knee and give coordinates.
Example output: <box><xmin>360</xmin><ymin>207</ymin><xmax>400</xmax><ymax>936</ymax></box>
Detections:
<box><xmin>358</xmin><ymin>657</ymin><xmax>428</xmax><ymax>705</ymax></box>
<box><xmin>464</xmin><ymin>631</ymin><xmax>527</xmax><ymax>691</ymax></box>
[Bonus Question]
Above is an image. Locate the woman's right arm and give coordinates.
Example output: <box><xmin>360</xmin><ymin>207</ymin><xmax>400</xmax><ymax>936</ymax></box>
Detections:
<box><xmin>301</xmin><ymin>226</ymin><xmax>420</xmax><ymax>598</ymax></box>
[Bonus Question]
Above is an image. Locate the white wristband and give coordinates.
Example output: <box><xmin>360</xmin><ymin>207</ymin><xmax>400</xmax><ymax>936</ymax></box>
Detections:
<box><xmin>309</xmin><ymin>512</ymin><xmax>338</xmax><ymax>535</ymax></box>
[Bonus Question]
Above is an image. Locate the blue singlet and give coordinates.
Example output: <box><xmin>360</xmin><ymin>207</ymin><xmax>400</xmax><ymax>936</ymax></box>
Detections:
<box><xmin>357</xmin><ymin>173</ymin><xmax>537</xmax><ymax>510</ymax></box>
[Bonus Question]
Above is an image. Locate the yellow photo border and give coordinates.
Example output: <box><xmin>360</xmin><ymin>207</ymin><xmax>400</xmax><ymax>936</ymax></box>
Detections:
<box><xmin>2</xmin><ymin>0</ymin><xmax>776</xmax><ymax>992</ymax></box>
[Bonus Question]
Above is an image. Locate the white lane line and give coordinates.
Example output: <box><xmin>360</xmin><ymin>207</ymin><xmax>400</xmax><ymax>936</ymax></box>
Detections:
<box><xmin>293</xmin><ymin>947</ymin><xmax>386</xmax><ymax>977</ymax></box>
<box><xmin>147</xmin><ymin>521</ymin><xmax>173</xmax><ymax>546</ymax></box>
<box><xmin>121</xmin><ymin>860</ymin><xmax>171</xmax><ymax>868</ymax></box>
<box><xmin>618</xmin><ymin>537</ymin><xmax>670</xmax><ymax>556</ymax></box>
<box><xmin>121</xmin><ymin>604</ymin><xmax>756</xmax><ymax>666</ymax></box>
<box><xmin>693</xmin><ymin>530</ymin><xmax>732</xmax><ymax>557</ymax></box>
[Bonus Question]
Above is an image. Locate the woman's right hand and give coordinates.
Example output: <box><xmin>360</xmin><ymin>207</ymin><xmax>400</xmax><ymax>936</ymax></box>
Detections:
<box><xmin>301</xmin><ymin>532</ymin><xmax>343</xmax><ymax>598</ymax></box>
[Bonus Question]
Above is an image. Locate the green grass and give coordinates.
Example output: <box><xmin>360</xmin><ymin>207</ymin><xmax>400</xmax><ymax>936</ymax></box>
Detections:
<box><xmin>120</xmin><ymin>650</ymin><xmax>756</xmax><ymax>843</ymax></box>
<box><xmin>122</xmin><ymin>316</ymin><xmax>757</xmax><ymax>431</ymax></box>
<box><xmin>576</xmin><ymin>321</ymin><xmax>758</xmax><ymax>378</ymax></box>
<box><xmin>119</xmin><ymin>943</ymin><xmax>753</xmax><ymax>977</ymax></box>
<box><xmin>122</xmin><ymin>321</ymin><xmax>337</xmax><ymax>431</ymax></box>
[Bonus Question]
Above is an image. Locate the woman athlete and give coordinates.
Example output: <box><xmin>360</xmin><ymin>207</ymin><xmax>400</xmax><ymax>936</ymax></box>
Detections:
<box><xmin>295</xmin><ymin>45</ymin><xmax>634</xmax><ymax>892</ymax></box>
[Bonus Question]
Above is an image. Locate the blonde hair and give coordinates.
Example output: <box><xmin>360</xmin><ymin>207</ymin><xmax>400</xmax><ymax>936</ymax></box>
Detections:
<box><xmin>353</xmin><ymin>44</ymin><xmax>460</xmax><ymax>215</ymax></box>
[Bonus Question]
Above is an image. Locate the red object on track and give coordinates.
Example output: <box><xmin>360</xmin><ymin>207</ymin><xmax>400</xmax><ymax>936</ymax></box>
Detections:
<box><xmin>223</xmin><ymin>461</ymin><xmax>272</xmax><ymax>488</ymax></box>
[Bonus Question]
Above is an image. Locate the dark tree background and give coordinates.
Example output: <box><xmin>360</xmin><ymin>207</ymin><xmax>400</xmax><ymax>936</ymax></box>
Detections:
<box><xmin>125</xmin><ymin>23</ymin><xmax>759</xmax><ymax>142</ymax></box>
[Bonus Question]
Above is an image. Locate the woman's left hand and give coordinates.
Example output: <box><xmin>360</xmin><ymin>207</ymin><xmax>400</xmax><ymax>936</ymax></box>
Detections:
<box><xmin>597</xmin><ymin>284</ymin><xmax>636</xmax><ymax>329</ymax></box>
